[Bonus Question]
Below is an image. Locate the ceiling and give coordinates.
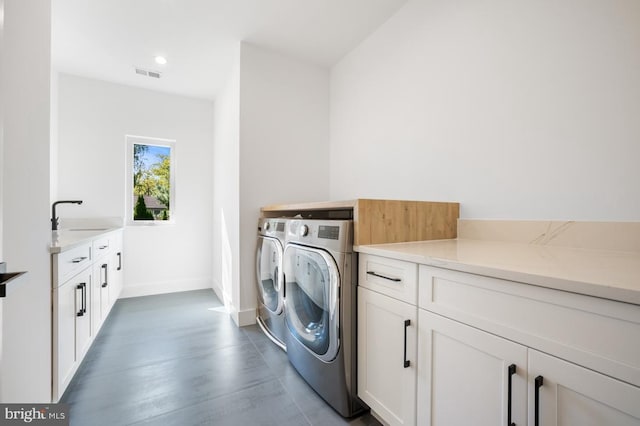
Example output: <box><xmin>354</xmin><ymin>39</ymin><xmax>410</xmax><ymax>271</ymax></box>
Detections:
<box><xmin>52</xmin><ymin>0</ymin><xmax>407</xmax><ymax>101</ymax></box>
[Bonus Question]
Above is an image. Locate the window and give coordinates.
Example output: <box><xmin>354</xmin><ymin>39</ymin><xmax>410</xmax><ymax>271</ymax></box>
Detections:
<box><xmin>126</xmin><ymin>136</ymin><xmax>176</xmax><ymax>224</ymax></box>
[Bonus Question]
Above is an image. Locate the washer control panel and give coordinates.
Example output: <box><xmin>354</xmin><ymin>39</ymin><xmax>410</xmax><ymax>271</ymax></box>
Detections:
<box><xmin>318</xmin><ymin>225</ymin><xmax>340</xmax><ymax>240</ymax></box>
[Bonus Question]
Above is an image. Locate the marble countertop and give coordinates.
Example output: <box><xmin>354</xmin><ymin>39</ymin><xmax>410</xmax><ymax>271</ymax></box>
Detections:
<box><xmin>50</xmin><ymin>228</ymin><xmax>122</xmax><ymax>254</ymax></box>
<box><xmin>356</xmin><ymin>239</ymin><xmax>640</xmax><ymax>305</ymax></box>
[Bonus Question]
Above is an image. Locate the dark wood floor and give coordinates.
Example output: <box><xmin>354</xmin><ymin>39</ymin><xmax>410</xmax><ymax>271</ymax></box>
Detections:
<box><xmin>61</xmin><ymin>289</ymin><xmax>381</xmax><ymax>426</ymax></box>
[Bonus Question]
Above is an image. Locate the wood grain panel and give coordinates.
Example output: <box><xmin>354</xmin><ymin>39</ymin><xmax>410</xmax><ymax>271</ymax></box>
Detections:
<box><xmin>355</xmin><ymin>199</ymin><xmax>458</xmax><ymax>245</ymax></box>
<box><xmin>260</xmin><ymin>198</ymin><xmax>459</xmax><ymax>246</ymax></box>
<box><xmin>415</xmin><ymin>201</ymin><xmax>459</xmax><ymax>242</ymax></box>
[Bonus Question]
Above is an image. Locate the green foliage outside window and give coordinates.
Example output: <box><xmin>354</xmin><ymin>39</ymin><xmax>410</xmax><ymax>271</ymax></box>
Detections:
<box><xmin>133</xmin><ymin>143</ymin><xmax>171</xmax><ymax>221</ymax></box>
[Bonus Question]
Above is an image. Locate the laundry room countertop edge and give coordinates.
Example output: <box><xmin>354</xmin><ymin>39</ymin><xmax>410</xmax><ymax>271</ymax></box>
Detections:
<box><xmin>50</xmin><ymin>227</ymin><xmax>123</xmax><ymax>253</ymax></box>
<box><xmin>355</xmin><ymin>238</ymin><xmax>640</xmax><ymax>306</ymax></box>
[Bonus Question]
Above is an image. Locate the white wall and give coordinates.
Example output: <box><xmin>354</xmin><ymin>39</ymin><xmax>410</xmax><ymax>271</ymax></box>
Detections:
<box><xmin>57</xmin><ymin>74</ymin><xmax>214</xmax><ymax>297</ymax></box>
<box><xmin>212</xmin><ymin>43</ymin><xmax>330</xmax><ymax>326</ymax></box>
<box><xmin>1</xmin><ymin>0</ymin><xmax>52</xmax><ymax>402</ymax></box>
<box><xmin>212</xmin><ymin>46</ymin><xmax>240</xmax><ymax>313</ymax></box>
<box><xmin>50</xmin><ymin>71</ymin><xmax>58</xmax><ymax>203</ymax></box>
<box><xmin>237</xmin><ymin>43</ymin><xmax>330</xmax><ymax>324</ymax></box>
<box><xmin>0</xmin><ymin>0</ymin><xmax>5</xmax><ymax>401</ymax></box>
<box><xmin>330</xmin><ymin>0</ymin><xmax>640</xmax><ymax>221</ymax></box>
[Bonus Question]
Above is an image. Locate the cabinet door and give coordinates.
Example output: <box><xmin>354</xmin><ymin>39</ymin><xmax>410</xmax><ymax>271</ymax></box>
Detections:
<box><xmin>110</xmin><ymin>246</ymin><xmax>123</xmax><ymax>305</ymax></box>
<box><xmin>91</xmin><ymin>261</ymin><xmax>108</xmax><ymax>335</ymax></box>
<box><xmin>53</xmin><ymin>280</ymin><xmax>76</xmax><ymax>396</ymax></box>
<box><xmin>358</xmin><ymin>287</ymin><xmax>417</xmax><ymax>426</ymax></box>
<box><xmin>99</xmin><ymin>261</ymin><xmax>110</xmax><ymax>317</ymax></box>
<box><xmin>74</xmin><ymin>268</ymin><xmax>92</xmax><ymax>360</ymax></box>
<box><xmin>418</xmin><ymin>310</ymin><xmax>527</xmax><ymax>426</ymax></box>
<box><xmin>529</xmin><ymin>349</ymin><xmax>640</xmax><ymax>426</ymax></box>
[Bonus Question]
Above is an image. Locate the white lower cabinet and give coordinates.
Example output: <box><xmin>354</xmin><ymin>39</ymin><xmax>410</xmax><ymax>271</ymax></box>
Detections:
<box><xmin>110</xmin><ymin>233</ymin><xmax>124</xmax><ymax>310</ymax></box>
<box><xmin>417</xmin><ymin>310</ymin><xmax>640</xmax><ymax>426</ymax></box>
<box><xmin>358</xmin><ymin>286</ymin><xmax>417</xmax><ymax>426</ymax></box>
<box><xmin>52</xmin><ymin>229</ymin><xmax>124</xmax><ymax>401</ymax></box>
<box><xmin>417</xmin><ymin>310</ymin><xmax>527</xmax><ymax>426</ymax></box>
<box><xmin>53</xmin><ymin>265</ymin><xmax>92</xmax><ymax>401</ymax></box>
<box><xmin>358</xmin><ymin>254</ymin><xmax>640</xmax><ymax>426</ymax></box>
<box><xmin>529</xmin><ymin>349</ymin><xmax>640</xmax><ymax>426</ymax></box>
<box><xmin>92</xmin><ymin>260</ymin><xmax>110</xmax><ymax>335</ymax></box>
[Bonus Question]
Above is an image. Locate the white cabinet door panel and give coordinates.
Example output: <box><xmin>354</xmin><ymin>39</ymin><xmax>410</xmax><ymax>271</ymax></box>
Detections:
<box><xmin>74</xmin><ymin>268</ymin><xmax>92</xmax><ymax>360</ymax></box>
<box><xmin>418</xmin><ymin>310</ymin><xmax>528</xmax><ymax>426</ymax></box>
<box><xmin>529</xmin><ymin>349</ymin><xmax>640</xmax><ymax>426</ymax></box>
<box><xmin>54</xmin><ymin>281</ymin><xmax>75</xmax><ymax>393</ymax></box>
<box><xmin>358</xmin><ymin>287</ymin><xmax>417</xmax><ymax>426</ymax></box>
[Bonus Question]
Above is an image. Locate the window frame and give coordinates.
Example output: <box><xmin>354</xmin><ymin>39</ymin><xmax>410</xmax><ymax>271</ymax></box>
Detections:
<box><xmin>125</xmin><ymin>135</ymin><xmax>176</xmax><ymax>226</ymax></box>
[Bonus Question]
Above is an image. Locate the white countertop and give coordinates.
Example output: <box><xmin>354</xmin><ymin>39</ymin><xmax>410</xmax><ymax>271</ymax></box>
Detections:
<box><xmin>356</xmin><ymin>239</ymin><xmax>640</xmax><ymax>305</ymax></box>
<box><xmin>50</xmin><ymin>228</ymin><xmax>122</xmax><ymax>254</ymax></box>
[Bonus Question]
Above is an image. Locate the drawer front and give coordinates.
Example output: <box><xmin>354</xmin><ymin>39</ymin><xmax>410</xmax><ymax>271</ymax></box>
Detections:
<box><xmin>419</xmin><ymin>264</ymin><xmax>640</xmax><ymax>387</ymax></box>
<box><xmin>56</xmin><ymin>243</ymin><xmax>92</xmax><ymax>284</ymax></box>
<box><xmin>359</xmin><ymin>254</ymin><xmax>418</xmax><ymax>305</ymax></box>
<box><xmin>92</xmin><ymin>236</ymin><xmax>111</xmax><ymax>260</ymax></box>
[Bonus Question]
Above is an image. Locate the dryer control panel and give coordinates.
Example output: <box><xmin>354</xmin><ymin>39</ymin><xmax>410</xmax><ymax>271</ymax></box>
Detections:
<box><xmin>318</xmin><ymin>225</ymin><xmax>340</xmax><ymax>240</ymax></box>
<box><xmin>287</xmin><ymin>219</ymin><xmax>352</xmax><ymax>253</ymax></box>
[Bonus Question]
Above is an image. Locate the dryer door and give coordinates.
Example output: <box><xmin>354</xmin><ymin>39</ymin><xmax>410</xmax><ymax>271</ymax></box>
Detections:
<box><xmin>256</xmin><ymin>236</ymin><xmax>284</xmax><ymax>315</ymax></box>
<box><xmin>283</xmin><ymin>244</ymin><xmax>340</xmax><ymax>362</ymax></box>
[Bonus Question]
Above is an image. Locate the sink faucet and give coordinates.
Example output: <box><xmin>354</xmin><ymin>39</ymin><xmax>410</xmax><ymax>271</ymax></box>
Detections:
<box><xmin>51</xmin><ymin>200</ymin><xmax>83</xmax><ymax>231</ymax></box>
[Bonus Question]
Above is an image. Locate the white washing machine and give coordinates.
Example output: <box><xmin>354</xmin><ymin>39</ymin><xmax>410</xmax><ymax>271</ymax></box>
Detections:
<box><xmin>283</xmin><ymin>219</ymin><xmax>366</xmax><ymax>417</ymax></box>
<box><xmin>256</xmin><ymin>217</ymin><xmax>288</xmax><ymax>350</ymax></box>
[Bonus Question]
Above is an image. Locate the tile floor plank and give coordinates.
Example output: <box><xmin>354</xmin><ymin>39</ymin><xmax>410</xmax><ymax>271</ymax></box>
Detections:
<box><xmin>61</xmin><ymin>289</ymin><xmax>381</xmax><ymax>426</ymax></box>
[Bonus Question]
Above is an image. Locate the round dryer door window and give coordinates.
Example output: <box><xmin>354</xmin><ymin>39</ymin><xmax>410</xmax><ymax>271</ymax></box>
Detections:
<box><xmin>256</xmin><ymin>236</ymin><xmax>284</xmax><ymax>314</ymax></box>
<box><xmin>283</xmin><ymin>244</ymin><xmax>340</xmax><ymax>362</ymax></box>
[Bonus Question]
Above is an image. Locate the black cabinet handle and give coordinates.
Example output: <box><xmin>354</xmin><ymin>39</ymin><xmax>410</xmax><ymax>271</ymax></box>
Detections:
<box><xmin>507</xmin><ymin>364</ymin><xmax>516</xmax><ymax>426</ymax></box>
<box><xmin>99</xmin><ymin>245</ymin><xmax>108</xmax><ymax>250</ymax></box>
<box><xmin>366</xmin><ymin>271</ymin><xmax>401</xmax><ymax>282</ymax></box>
<box><xmin>72</xmin><ymin>256</ymin><xmax>87</xmax><ymax>264</ymax></box>
<box><xmin>101</xmin><ymin>263</ymin><xmax>108</xmax><ymax>288</ymax></box>
<box><xmin>76</xmin><ymin>283</ymin><xmax>86</xmax><ymax>316</ymax></box>
<box><xmin>403</xmin><ymin>319</ymin><xmax>411</xmax><ymax>368</ymax></box>
<box><xmin>117</xmin><ymin>252</ymin><xmax>122</xmax><ymax>271</ymax></box>
<box><xmin>535</xmin><ymin>375</ymin><xmax>544</xmax><ymax>426</ymax></box>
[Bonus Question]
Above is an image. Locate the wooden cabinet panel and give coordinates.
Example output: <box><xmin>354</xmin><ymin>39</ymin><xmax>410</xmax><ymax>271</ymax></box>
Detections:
<box><xmin>260</xmin><ymin>199</ymin><xmax>459</xmax><ymax>245</ymax></box>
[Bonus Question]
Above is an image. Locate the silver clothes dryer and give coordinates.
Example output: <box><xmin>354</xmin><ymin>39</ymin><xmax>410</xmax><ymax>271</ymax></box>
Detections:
<box><xmin>283</xmin><ymin>219</ymin><xmax>366</xmax><ymax>417</ymax></box>
<box><xmin>256</xmin><ymin>217</ymin><xmax>288</xmax><ymax>350</ymax></box>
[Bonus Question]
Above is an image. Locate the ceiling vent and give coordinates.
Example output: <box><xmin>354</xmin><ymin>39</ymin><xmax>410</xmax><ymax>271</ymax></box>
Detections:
<box><xmin>134</xmin><ymin>67</ymin><xmax>162</xmax><ymax>79</ymax></box>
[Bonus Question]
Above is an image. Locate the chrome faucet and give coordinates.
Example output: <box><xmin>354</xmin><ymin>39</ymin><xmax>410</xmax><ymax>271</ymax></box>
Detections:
<box><xmin>51</xmin><ymin>200</ymin><xmax>83</xmax><ymax>231</ymax></box>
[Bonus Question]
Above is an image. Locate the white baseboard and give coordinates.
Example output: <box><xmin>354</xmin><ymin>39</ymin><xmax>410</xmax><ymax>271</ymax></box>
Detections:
<box><xmin>232</xmin><ymin>308</ymin><xmax>257</xmax><ymax>327</ymax></box>
<box><xmin>120</xmin><ymin>277</ymin><xmax>212</xmax><ymax>299</ymax></box>
<box><xmin>209</xmin><ymin>279</ymin><xmax>256</xmax><ymax>327</ymax></box>
<box><xmin>211</xmin><ymin>279</ymin><xmax>225</xmax><ymax>304</ymax></box>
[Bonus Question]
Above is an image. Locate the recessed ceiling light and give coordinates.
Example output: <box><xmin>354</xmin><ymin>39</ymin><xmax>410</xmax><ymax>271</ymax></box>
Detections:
<box><xmin>155</xmin><ymin>56</ymin><xmax>167</xmax><ymax>65</ymax></box>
